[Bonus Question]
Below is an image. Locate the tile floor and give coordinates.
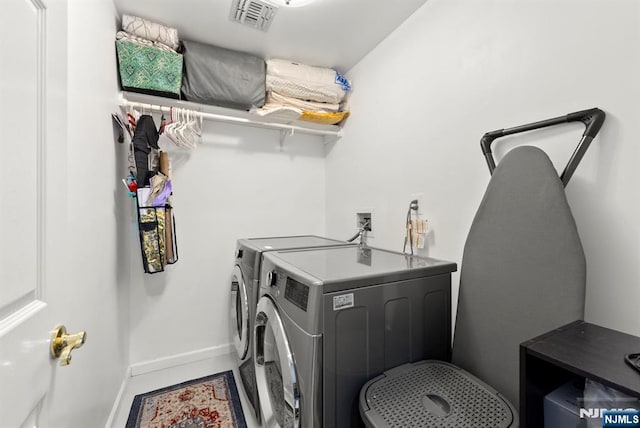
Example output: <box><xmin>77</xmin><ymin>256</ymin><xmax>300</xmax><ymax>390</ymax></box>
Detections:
<box><xmin>111</xmin><ymin>352</ymin><xmax>260</xmax><ymax>427</ymax></box>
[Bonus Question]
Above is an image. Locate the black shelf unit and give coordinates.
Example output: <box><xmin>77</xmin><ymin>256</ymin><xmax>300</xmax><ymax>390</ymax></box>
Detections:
<box><xmin>520</xmin><ymin>320</ymin><xmax>640</xmax><ymax>427</ymax></box>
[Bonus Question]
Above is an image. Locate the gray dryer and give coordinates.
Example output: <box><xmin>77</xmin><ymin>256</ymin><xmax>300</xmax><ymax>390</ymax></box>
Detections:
<box><xmin>253</xmin><ymin>245</ymin><xmax>457</xmax><ymax>428</ymax></box>
<box><xmin>230</xmin><ymin>236</ymin><xmax>353</xmax><ymax>421</ymax></box>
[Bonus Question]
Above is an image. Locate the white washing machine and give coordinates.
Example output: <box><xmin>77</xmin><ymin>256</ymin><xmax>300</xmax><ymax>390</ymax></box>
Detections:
<box><xmin>254</xmin><ymin>245</ymin><xmax>457</xmax><ymax>428</ymax></box>
<box><xmin>229</xmin><ymin>236</ymin><xmax>353</xmax><ymax>421</ymax></box>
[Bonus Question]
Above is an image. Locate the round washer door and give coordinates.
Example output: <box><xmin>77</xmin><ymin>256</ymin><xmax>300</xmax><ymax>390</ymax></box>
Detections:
<box><xmin>230</xmin><ymin>264</ymin><xmax>249</xmax><ymax>359</ymax></box>
<box><xmin>254</xmin><ymin>296</ymin><xmax>301</xmax><ymax>428</ymax></box>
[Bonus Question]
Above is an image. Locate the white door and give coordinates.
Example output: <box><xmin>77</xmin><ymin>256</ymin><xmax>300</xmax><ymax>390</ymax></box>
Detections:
<box><xmin>0</xmin><ymin>0</ymin><xmax>74</xmax><ymax>426</ymax></box>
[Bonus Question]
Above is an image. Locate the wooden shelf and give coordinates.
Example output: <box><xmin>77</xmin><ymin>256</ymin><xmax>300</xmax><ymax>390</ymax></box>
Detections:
<box><xmin>120</xmin><ymin>92</ymin><xmax>343</xmax><ymax>143</ymax></box>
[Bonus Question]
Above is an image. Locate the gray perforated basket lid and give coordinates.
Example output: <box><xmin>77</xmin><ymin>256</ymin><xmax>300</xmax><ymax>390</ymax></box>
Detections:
<box><xmin>360</xmin><ymin>360</ymin><xmax>517</xmax><ymax>428</ymax></box>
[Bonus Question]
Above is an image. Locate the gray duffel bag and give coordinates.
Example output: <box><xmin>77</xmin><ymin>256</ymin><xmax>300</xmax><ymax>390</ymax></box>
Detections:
<box><xmin>181</xmin><ymin>40</ymin><xmax>266</xmax><ymax>110</ymax></box>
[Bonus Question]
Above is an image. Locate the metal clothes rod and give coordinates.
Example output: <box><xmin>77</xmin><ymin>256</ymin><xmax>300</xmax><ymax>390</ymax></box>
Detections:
<box><xmin>120</xmin><ymin>98</ymin><xmax>343</xmax><ymax>139</ymax></box>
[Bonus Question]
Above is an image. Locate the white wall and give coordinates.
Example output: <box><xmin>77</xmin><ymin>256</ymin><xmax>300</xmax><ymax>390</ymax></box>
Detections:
<box><xmin>48</xmin><ymin>0</ymin><xmax>130</xmax><ymax>426</ymax></box>
<box><xmin>327</xmin><ymin>0</ymin><xmax>640</xmax><ymax>336</ymax></box>
<box><xmin>128</xmin><ymin>124</ymin><xmax>327</xmax><ymax>363</ymax></box>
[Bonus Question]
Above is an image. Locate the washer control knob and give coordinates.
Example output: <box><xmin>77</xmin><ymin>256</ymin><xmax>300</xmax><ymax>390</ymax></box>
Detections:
<box><xmin>235</xmin><ymin>249</ymin><xmax>243</xmax><ymax>259</ymax></box>
<box><xmin>267</xmin><ymin>270</ymin><xmax>277</xmax><ymax>287</ymax></box>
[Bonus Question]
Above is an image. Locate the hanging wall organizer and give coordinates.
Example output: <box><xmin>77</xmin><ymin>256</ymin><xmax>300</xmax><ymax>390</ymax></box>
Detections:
<box><xmin>136</xmin><ymin>188</ymin><xmax>178</xmax><ymax>274</ymax></box>
<box><xmin>119</xmin><ymin>110</ymin><xmax>179</xmax><ymax>275</ymax></box>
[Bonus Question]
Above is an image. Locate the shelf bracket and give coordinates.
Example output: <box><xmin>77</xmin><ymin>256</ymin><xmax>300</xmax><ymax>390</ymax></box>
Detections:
<box><xmin>279</xmin><ymin>128</ymin><xmax>295</xmax><ymax>151</ymax></box>
<box><xmin>323</xmin><ymin>129</ymin><xmax>343</xmax><ymax>145</ymax></box>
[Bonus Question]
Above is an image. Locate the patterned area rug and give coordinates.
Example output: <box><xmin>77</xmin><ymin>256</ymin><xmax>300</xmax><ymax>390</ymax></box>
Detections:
<box><xmin>125</xmin><ymin>370</ymin><xmax>247</xmax><ymax>428</ymax></box>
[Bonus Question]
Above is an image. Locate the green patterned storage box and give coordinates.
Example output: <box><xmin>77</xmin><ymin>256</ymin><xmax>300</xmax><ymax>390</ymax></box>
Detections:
<box><xmin>116</xmin><ymin>40</ymin><xmax>183</xmax><ymax>98</ymax></box>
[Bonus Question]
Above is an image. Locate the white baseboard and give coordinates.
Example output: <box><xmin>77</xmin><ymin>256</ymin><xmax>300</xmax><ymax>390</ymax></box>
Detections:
<box><xmin>104</xmin><ymin>366</ymin><xmax>131</xmax><ymax>428</ymax></box>
<box><xmin>130</xmin><ymin>343</ymin><xmax>233</xmax><ymax>377</ymax></box>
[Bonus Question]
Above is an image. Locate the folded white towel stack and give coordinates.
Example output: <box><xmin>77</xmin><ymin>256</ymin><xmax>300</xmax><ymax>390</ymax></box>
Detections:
<box><xmin>266</xmin><ymin>59</ymin><xmax>350</xmax><ymax>105</ymax></box>
<box><xmin>122</xmin><ymin>14</ymin><xmax>180</xmax><ymax>51</ymax></box>
<box><xmin>259</xmin><ymin>59</ymin><xmax>351</xmax><ymax>124</ymax></box>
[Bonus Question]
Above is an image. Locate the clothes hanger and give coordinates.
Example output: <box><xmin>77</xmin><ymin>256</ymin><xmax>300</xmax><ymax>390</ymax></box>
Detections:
<box><xmin>183</xmin><ymin>109</ymin><xmax>197</xmax><ymax>148</ymax></box>
<box><xmin>175</xmin><ymin>108</ymin><xmax>190</xmax><ymax>148</ymax></box>
<box><xmin>165</xmin><ymin>106</ymin><xmax>182</xmax><ymax>147</ymax></box>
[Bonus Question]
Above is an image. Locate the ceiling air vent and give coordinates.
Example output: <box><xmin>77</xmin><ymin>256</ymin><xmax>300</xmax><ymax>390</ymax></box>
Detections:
<box><xmin>230</xmin><ymin>0</ymin><xmax>278</xmax><ymax>32</ymax></box>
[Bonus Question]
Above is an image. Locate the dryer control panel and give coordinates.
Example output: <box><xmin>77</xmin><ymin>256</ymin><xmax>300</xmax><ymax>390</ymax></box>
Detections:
<box><xmin>285</xmin><ymin>277</ymin><xmax>309</xmax><ymax>312</ymax></box>
<box><xmin>265</xmin><ymin>268</ymin><xmax>310</xmax><ymax>312</ymax></box>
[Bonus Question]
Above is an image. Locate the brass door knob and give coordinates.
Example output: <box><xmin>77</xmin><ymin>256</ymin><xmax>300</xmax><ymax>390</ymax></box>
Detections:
<box><xmin>50</xmin><ymin>325</ymin><xmax>86</xmax><ymax>366</ymax></box>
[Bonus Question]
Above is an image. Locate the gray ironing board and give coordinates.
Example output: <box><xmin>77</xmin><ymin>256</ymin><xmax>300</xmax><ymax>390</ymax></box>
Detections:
<box><xmin>360</xmin><ymin>145</ymin><xmax>588</xmax><ymax>427</ymax></box>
